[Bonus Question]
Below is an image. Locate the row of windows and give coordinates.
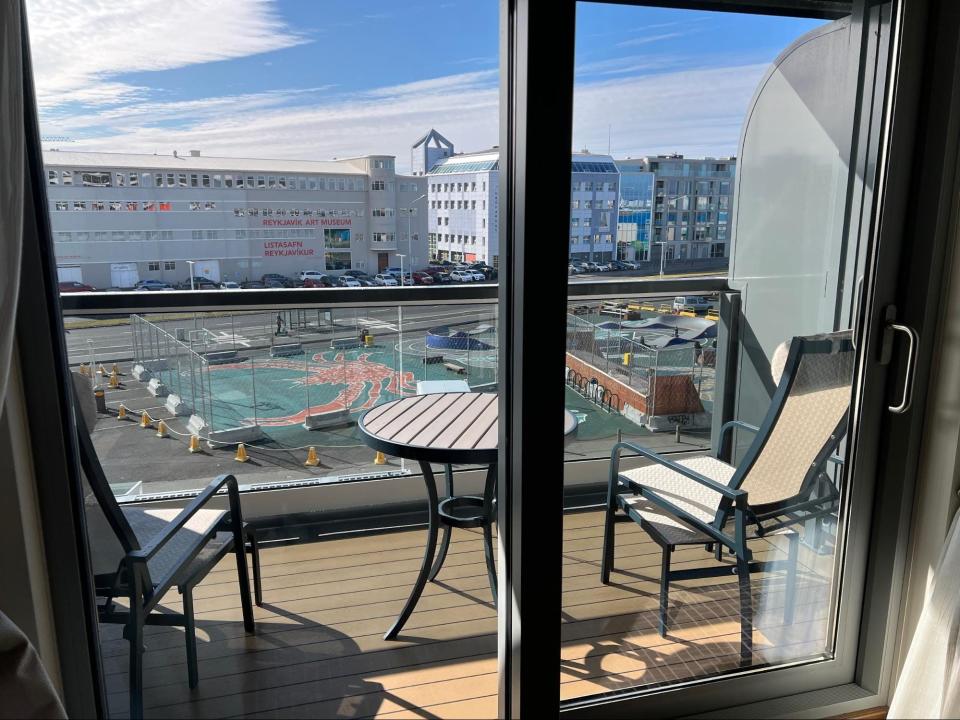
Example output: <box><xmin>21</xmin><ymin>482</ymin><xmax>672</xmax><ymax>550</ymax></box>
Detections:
<box><xmin>647</xmin><ymin>161</ymin><xmax>732</xmax><ymax>177</ymax></box>
<box><xmin>429</xmin><ymin>181</ymin><xmax>487</xmax><ymax>193</ymax></box>
<box><xmin>655</xmin><ymin>180</ymin><xmax>732</xmax><ymax>195</ymax></box>
<box><xmin>46</xmin><ymin>168</ymin><xmax>389</xmax><ymax>193</ymax></box>
<box><xmin>429</xmin><ymin>232</ymin><xmax>487</xmax><ymax>246</ymax></box>
<box><xmin>434</xmin><ymin>216</ymin><xmax>488</xmax><ymax>228</ymax></box>
<box><xmin>569</xmin><ymin>233</ymin><xmax>614</xmax><ymax>244</ymax></box>
<box><xmin>571</xmin><ymin>214</ymin><xmax>611</xmax><ymax>228</ymax></box>
<box><xmin>428</xmin><ymin>160</ymin><xmax>498</xmax><ymax>175</ymax></box>
<box><xmin>572</xmin><ymin>181</ymin><xmax>618</xmax><ymax>192</ymax></box>
<box><xmin>53</xmin><ymin>228</ymin><xmax>365</xmax><ymax>243</ymax></box>
<box><xmin>655</xmin><ymin>195</ymin><xmax>731</xmax><ymax>211</ymax></box>
<box><xmin>570</xmin><ymin>161</ymin><xmax>618</xmax><ymax>173</ymax></box>
<box><xmin>371</xmin><ymin>232</ymin><xmax>396</xmax><ymax>243</ymax></box>
<box><xmin>652</xmin><ymin>210</ymin><xmax>730</xmax><ymax>225</ymax></box>
<box><xmin>571</xmin><ymin>199</ymin><xmax>616</xmax><ymax>210</ymax></box>
<box><xmin>147</xmin><ymin>261</ymin><xmax>178</xmax><ymax>271</ymax></box>
<box><xmin>53</xmin><ymin>200</ymin><xmax>365</xmax><ymax>217</ymax></box>
<box><xmin>432</xmin><ymin>199</ymin><xmax>485</xmax><ymax>210</ymax></box>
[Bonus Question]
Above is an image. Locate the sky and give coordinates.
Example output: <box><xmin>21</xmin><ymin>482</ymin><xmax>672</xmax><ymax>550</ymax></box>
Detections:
<box><xmin>25</xmin><ymin>0</ymin><xmax>826</xmax><ymax>173</ymax></box>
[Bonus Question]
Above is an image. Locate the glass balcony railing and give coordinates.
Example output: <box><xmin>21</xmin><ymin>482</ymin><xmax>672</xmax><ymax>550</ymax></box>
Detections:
<box><xmin>62</xmin><ymin>280</ymin><xmax>731</xmax><ymax>500</ymax></box>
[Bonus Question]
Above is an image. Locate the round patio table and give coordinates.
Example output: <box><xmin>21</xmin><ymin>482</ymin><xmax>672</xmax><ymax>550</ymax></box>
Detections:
<box><xmin>359</xmin><ymin>392</ymin><xmax>578</xmax><ymax>640</ymax></box>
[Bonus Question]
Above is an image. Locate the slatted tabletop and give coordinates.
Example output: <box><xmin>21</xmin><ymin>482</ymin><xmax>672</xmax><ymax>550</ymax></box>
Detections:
<box><xmin>359</xmin><ymin>392</ymin><xmax>499</xmax><ymax>464</ymax></box>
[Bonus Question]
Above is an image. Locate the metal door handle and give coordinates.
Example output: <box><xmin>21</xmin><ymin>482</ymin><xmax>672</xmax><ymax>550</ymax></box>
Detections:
<box><xmin>887</xmin><ymin>323</ymin><xmax>918</xmax><ymax>413</ymax></box>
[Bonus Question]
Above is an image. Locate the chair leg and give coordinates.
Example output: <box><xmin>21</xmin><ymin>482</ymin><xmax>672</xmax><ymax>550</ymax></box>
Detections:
<box><xmin>126</xmin><ymin>610</ymin><xmax>144</xmax><ymax>719</ymax></box>
<box><xmin>601</xmin><ymin>497</ymin><xmax>617</xmax><ymax>585</ymax></box>
<box><xmin>482</xmin><ymin>520</ymin><xmax>497</xmax><ymax>608</ymax></box>
<box><xmin>659</xmin><ymin>546</ymin><xmax>671</xmax><ymax>637</ymax></box>
<box><xmin>246</xmin><ymin>527</ymin><xmax>263</xmax><ymax>606</ymax></box>
<box><xmin>228</xmin><ymin>490</ymin><xmax>255</xmax><ymax>634</ymax></box>
<box><xmin>183</xmin><ymin>588</ymin><xmax>199</xmax><ymax>689</ymax></box>
<box><xmin>736</xmin><ymin>553</ymin><xmax>753</xmax><ymax>667</ymax></box>
<box><xmin>784</xmin><ymin>532</ymin><xmax>799</xmax><ymax>624</ymax></box>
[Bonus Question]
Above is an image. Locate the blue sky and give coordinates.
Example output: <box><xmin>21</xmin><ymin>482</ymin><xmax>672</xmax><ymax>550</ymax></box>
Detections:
<box><xmin>26</xmin><ymin>0</ymin><xmax>825</xmax><ymax>171</ymax></box>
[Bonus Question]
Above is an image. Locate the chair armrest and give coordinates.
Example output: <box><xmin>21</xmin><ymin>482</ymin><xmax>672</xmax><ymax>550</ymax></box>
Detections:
<box><xmin>718</xmin><ymin>420</ymin><xmax>760</xmax><ymax>447</ymax></box>
<box><xmin>610</xmin><ymin>441</ymin><xmax>745</xmax><ymax>501</ymax></box>
<box><xmin>130</xmin><ymin>474</ymin><xmax>239</xmax><ymax>563</ymax></box>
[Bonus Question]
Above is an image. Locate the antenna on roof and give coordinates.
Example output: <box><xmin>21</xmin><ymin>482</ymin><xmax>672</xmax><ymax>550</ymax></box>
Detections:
<box><xmin>607</xmin><ymin>125</ymin><xmax>611</xmax><ymax>156</ymax></box>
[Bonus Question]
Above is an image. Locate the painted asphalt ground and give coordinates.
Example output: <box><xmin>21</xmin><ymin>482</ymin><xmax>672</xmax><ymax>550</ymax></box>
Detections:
<box><xmin>92</xmin><ymin>358</ymin><xmax>711</xmax><ymax>497</ymax></box>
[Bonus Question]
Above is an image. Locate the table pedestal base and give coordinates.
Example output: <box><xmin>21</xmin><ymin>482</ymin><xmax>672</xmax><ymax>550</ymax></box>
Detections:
<box><xmin>384</xmin><ymin>462</ymin><xmax>497</xmax><ymax>641</ymax></box>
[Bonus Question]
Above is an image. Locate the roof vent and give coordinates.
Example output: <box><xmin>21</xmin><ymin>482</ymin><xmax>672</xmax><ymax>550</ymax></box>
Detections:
<box><xmin>189</xmin><ymin>150</ymin><xmax>201</xmax><ymax>157</ymax></box>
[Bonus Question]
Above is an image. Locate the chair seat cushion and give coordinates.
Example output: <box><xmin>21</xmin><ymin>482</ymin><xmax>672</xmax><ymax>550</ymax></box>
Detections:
<box><xmin>171</xmin><ymin>531</ymin><xmax>236</xmax><ymax>589</ymax></box>
<box><xmin>619</xmin><ymin>455</ymin><xmax>735</xmax><ymax>522</ymax></box>
<box><xmin>121</xmin><ymin>506</ymin><xmax>226</xmax><ymax>586</ymax></box>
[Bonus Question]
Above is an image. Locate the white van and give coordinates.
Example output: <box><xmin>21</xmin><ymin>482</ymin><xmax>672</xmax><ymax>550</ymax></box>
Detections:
<box><xmin>673</xmin><ymin>296</ymin><xmax>712</xmax><ymax>313</ymax></box>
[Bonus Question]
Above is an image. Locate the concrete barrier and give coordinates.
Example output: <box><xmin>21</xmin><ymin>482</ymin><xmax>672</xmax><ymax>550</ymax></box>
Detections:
<box><xmin>203</xmin><ymin>350</ymin><xmax>239</xmax><ymax>365</ymax></box>
<box><xmin>303</xmin><ymin>408</ymin><xmax>353</xmax><ymax>430</ymax></box>
<box><xmin>147</xmin><ymin>378</ymin><xmax>169</xmax><ymax>398</ymax></box>
<box><xmin>270</xmin><ymin>342</ymin><xmax>304</xmax><ymax>357</ymax></box>
<box><xmin>206</xmin><ymin>424</ymin><xmax>267</xmax><ymax>447</ymax></box>
<box><xmin>131</xmin><ymin>364</ymin><xmax>152</xmax><ymax>382</ymax></box>
<box><xmin>164</xmin><ymin>393</ymin><xmax>193</xmax><ymax>416</ymax></box>
<box><xmin>331</xmin><ymin>337</ymin><xmax>363</xmax><ymax>350</ymax></box>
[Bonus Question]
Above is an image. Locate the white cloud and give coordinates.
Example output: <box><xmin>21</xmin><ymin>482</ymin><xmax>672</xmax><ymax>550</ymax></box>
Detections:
<box><xmin>615</xmin><ymin>31</ymin><xmax>692</xmax><ymax>48</ymax></box>
<box><xmin>24</xmin><ymin>0</ymin><xmax>307</xmax><ymax>110</ymax></box>
<box><xmin>39</xmin><ymin>61</ymin><xmax>765</xmax><ymax>172</ymax></box>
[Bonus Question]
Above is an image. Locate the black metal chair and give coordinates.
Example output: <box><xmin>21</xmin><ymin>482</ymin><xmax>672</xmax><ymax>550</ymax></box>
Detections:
<box><xmin>601</xmin><ymin>331</ymin><xmax>853</xmax><ymax>664</ymax></box>
<box><xmin>74</xmin><ymin>409</ymin><xmax>262</xmax><ymax>718</ymax></box>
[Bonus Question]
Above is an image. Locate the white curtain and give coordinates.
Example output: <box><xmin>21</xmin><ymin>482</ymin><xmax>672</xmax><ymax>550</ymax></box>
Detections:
<box><xmin>0</xmin><ymin>3</ymin><xmax>65</xmax><ymax>718</ymax></box>
<box><xmin>888</xmin><ymin>507</ymin><xmax>960</xmax><ymax>718</ymax></box>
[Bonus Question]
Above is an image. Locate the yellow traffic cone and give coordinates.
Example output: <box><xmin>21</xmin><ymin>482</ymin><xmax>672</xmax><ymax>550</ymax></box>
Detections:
<box><xmin>109</xmin><ymin>371</ymin><xmax>120</xmax><ymax>388</ymax></box>
<box><xmin>155</xmin><ymin>420</ymin><xmax>168</xmax><ymax>438</ymax></box>
<box><xmin>112</xmin><ymin>363</ymin><xmax>121</xmax><ymax>376</ymax></box>
<box><xmin>139</xmin><ymin>411</ymin><xmax>152</xmax><ymax>429</ymax></box>
<box><xmin>304</xmin><ymin>446</ymin><xmax>320</xmax><ymax>467</ymax></box>
<box><xmin>97</xmin><ymin>363</ymin><xmax>107</xmax><ymax>376</ymax></box>
<box><xmin>117</xmin><ymin>404</ymin><xmax>127</xmax><ymax>420</ymax></box>
<box><xmin>374</xmin><ymin>450</ymin><xmax>387</xmax><ymax>465</ymax></box>
<box><xmin>234</xmin><ymin>443</ymin><xmax>249</xmax><ymax>462</ymax></box>
<box><xmin>79</xmin><ymin>363</ymin><xmax>88</xmax><ymax>376</ymax></box>
<box><xmin>188</xmin><ymin>434</ymin><xmax>201</xmax><ymax>453</ymax></box>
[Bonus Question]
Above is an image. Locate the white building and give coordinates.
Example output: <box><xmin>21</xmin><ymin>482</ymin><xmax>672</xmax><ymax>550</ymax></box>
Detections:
<box><xmin>419</xmin><ymin>134</ymin><xmax>620</xmax><ymax>266</ymax></box>
<box><xmin>43</xmin><ymin>149</ymin><xmax>428</xmax><ymax>288</ymax></box>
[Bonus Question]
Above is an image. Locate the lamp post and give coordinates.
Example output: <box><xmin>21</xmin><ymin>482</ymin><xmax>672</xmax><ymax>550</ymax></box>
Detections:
<box><xmin>404</xmin><ymin>193</ymin><xmax>427</xmax><ymax>272</ymax></box>
<box><xmin>186</xmin><ymin>260</ymin><xmax>195</xmax><ymax>290</ymax></box>
<box><xmin>654</xmin><ymin>241</ymin><xmax>668</xmax><ymax>278</ymax></box>
<box><xmin>396</xmin><ymin>252</ymin><xmax>406</xmax><ymax>398</ymax></box>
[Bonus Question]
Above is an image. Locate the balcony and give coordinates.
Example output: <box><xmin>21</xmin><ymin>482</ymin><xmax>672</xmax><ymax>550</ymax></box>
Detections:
<box><xmin>100</xmin><ymin>508</ymin><xmax>806</xmax><ymax>718</ymax></box>
<box><xmin>62</xmin><ymin>276</ymin><xmax>840</xmax><ymax>717</ymax></box>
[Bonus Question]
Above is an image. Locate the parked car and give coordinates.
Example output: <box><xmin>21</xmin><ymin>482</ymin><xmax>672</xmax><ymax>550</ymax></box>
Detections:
<box><xmin>449</xmin><ymin>270</ymin><xmax>474</xmax><ymax>282</ymax></box>
<box><xmin>608</xmin><ymin>260</ymin><xmax>629</xmax><ymax>271</ymax></box>
<box><xmin>568</xmin><ymin>264</ymin><xmax>581</xmax><ymax>275</ymax></box>
<box><xmin>673</xmin><ymin>296</ymin><xmax>712</xmax><ymax>313</ymax></box>
<box><xmin>176</xmin><ymin>276</ymin><xmax>218</xmax><ymax>289</ymax></box>
<box><xmin>411</xmin><ymin>271</ymin><xmax>435</xmax><ymax>285</ymax></box>
<box><xmin>263</xmin><ymin>279</ymin><xmax>286</xmax><ymax>288</ymax></box>
<box><xmin>621</xmin><ymin>260</ymin><xmax>639</xmax><ymax>270</ymax></box>
<box><xmin>384</xmin><ymin>266</ymin><xmax>404</xmax><ymax>278</ymax></box>
<box><xmin>220</xmin><ymin>281</ymin><xmax>240</xmax><ymax>289</ymax></box>
<box><xmin>299</xmin><ymin>270</ymin><xmax>326</xmax><ymax>282</ymax></box>
<box><xmin>261</xmin><ymin>273</ymin><xmax>295</xmax><ymax>288</ymax></box>
<box><xmin>302</xmin><ymin>275</ymin><xmax>333</xmax><ymax>288</ymax></box>
<box><xmin>469</xmin><ymin>263</ymin><xmax>496</xmax><ymax>280</ymax></box>
<box><xmin>396</xmin><ymin>273</ymin><xmax>414</xmax><ymax>285</ymax></box>
<box><xmin>337</xmin><ymin>275</ymin><xmax>361</xmax><ymax>287</ymax></box>
<box><xmin>135</xmin><ymin>279</ymin><xmax>172</xmax><ymax>291</ymax></box>
<box><xmin>240</xmin><ymin>280</ymin><xmax>266</xmax><ymax>289</ymax></box>
<box><xmin>374</xmin><ymin>273</ymin><xmax>399</xmax><ymax>286</ymax></box>
<box><xmin>58</xmin><ymin>281</ymin><xmax>97</xmax><ymax>292</ymax></box>
<box><xmin>424</xmin><ymin>269</ymin><xmax>451</xmax><ymax>283</ymax></box>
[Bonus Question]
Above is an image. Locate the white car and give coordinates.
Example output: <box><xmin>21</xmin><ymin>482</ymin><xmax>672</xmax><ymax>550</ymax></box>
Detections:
<box><xmin>673</xmin><ymin>296</ymin><xmax>712</xmax><ymax>313</ymax></box>
<box><xmin>468</xmin><ymin>270</ymin><xmax>486</xmax><ymax>281</ymax></box>
<box><xmin>374</xmin><ymin>273</ymin><xmax>399</xmax><ymax>286</ymax></box>
<box><xmin>568</xmin><ymin>264</ymin><xmax>582</xmax><ymax>275</ymax></box>
<box><xmin>449</xmin><ymin>270</ymin><xmax>474</xmax><ymax>282</ymax></box>
<box><xmin>337</xmin><ymin>276</ymin><xmax>361</xmax><ymax>287</ymax></box>
<box><xmin>299</xmin><ymin>270</ymin><xmax>325</xmax><ymax>282</ymax></box>
<box><xmin>220</xmin><ymin>281</ymin><xmax>240</xmax><ymax>289</ymax></box>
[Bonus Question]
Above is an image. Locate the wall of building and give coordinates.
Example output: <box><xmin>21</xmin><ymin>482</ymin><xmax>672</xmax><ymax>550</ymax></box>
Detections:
<box><xmin>44</xmin><ymin>152</ymin><xmax>427</xmax><ymax>287</ymax></box>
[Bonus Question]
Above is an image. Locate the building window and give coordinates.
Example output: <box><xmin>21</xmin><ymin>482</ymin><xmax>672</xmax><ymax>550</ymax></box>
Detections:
<box><xmin>47</xmin><ymin>169</ymin><xmax>58</xmax><ymax>185</ymax></box>
<box><xmin>372</xmin><ymin>180</ymin><xmax>385</xmax><ymax>191</ymax></box>
<box><xmin>163</xmin><ymin>261</ymin><xmax>176</xmax><ymax>270</ymax></box>
<box><xmin>148</xmin><ymin>261</ymin><xmax>160</xmax><ymax>271</ymax></box>
<box><xmin>710</xmin><ymin>242</ymin><xmax>725</xmax><ymax>258</ymax></box>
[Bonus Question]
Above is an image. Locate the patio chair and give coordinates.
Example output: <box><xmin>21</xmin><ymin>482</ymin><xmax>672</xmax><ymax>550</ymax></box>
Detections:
<box><xmin>600</xmin><ymin>330</ymin><xmax>853</xmax><ymax>664</ymax></box>
<box><xmin>73</xmin><ymin>407</ymin><xmax>263</xmax><ymax>719</ymax></box>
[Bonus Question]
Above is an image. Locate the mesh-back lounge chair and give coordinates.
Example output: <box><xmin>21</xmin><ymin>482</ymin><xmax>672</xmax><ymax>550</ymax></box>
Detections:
<box><xmin>601</xmin><ymin>330</ymin><xmax>853</xmax><ymax>664</ymax></box>
<box><xmin>73</xmin><ymin>407</ymin><xmax>263</xmax><ymax>719</ymax></box>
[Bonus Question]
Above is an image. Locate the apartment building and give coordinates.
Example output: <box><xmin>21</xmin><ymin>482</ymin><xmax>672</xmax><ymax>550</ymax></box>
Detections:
<box><xmin>419</xmin><ymin>133</ymin><xmax>620</xmax><ymax>265</ymax></box>
<box><xmin>617</xmin><ymin>154</ymin><xmax>736</xmax><ymax>262</ymax></box>
<box><xmin>43</xmin><ymin>150</ymin><xmax>429</xmax><ymax>288</ymax></box>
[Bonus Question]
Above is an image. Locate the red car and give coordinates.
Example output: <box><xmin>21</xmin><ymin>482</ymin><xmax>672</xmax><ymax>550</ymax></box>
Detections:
<box><xmin>411</xmin><ymin>271</ymin><xmax>435</xmax><ymax>285</ymax></box>
<box><xmin>59</xmin><ymin>281</ymin><xmax>97</xmax><ymax>292</ymax></box>
<box><xmin>302</xmin><ymin>275</ymin><xmax>333</xmax><ymax>288</ymax></box>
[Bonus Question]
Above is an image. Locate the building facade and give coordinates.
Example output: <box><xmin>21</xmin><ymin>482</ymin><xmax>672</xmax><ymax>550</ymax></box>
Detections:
<box><xmin>419</xmin><ymin>133</ymin><xmax>620</xmax><ymax>266</ymax></box>
<box><xmin>43</xmin><ymin>150</ymin><xmax>428</xmax><ymax>288</ymax></box>
<box><xmin>616</xmin><ymin>154</ymin><xmax>736</xmax><ymax>263</ymax></box>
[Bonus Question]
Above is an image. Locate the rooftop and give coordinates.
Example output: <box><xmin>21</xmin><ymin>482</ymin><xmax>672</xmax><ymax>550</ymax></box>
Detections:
<box><xmin>41</xmin><ymin>149</ymin><xmax>371</xmax><ymax>175</ymax></box>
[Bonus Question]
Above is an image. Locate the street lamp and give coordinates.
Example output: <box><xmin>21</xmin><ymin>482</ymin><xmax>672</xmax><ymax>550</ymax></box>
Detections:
<box><xmin>185</xmin><ymin>260</ymin><xmax>195</xmax><ymax>290</ymax></box>
<box><xmin>404</xmin><ymin>193</ymin><xmax>427</xmax><ymax>271</ymax></box>
<box><xmin>654</xmin><ymin>241</ymin><xmax>668</xmax><ymax>278</ymax></box>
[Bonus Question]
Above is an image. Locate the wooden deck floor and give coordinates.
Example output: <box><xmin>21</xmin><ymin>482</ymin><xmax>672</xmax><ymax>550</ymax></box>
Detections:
<box><xmin>101</xmin><ymin>509</ymin><xmax>831</xmax><ymax>718</ymax></box>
